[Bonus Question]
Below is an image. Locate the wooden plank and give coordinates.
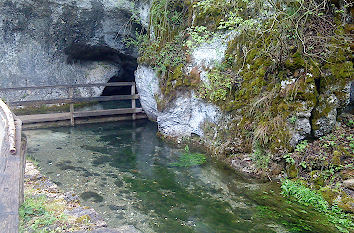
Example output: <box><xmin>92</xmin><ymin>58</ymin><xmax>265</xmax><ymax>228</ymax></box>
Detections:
<box><xmin>69</xmin><ymin>87</ymin><xmax>75</xmax><ymax>126</ymax></box>
<box><xmin>0</xmin><ymin>118</ymin><xmax>23</xmax><ymax>233</ymax></box>
<box><xmin>19</xmin><ymin>112</ymin><xmax>71</xmax><ymax>124</ymax></box>
<box><xmin>0</xmin><ymin>82</ymin><xmax>134</xmax><ymax>91</ymax></box>
<box><xmin>73</xmin><ymin>108</ymin><xmax>143</xmax><ymax>118</ymax></box>
<box><xmin>8</xmin><ymin>95</ymin><xmax>140</xmax><ymax>106</ymax></box>
<box><xmin>0</xmin><ymin>215</ymin><xmax>18</xmax><ymax>233</ymax></box>
<box><xmin>21</xmin><ymin>113</ymin><xmax>148</xmax><ymax>129</ymax></box>
<box><xmin>19</xmin><ymin>125</ymin><xmax>26</xmax><ymax>206</ymax></box>
<box><xmin>19</xmin><ymin>109</ymin><xmax>144</xmax><ymax>124</ymax></box>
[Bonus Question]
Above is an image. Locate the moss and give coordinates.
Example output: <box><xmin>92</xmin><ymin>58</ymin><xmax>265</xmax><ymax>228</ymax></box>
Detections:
<box><xmin>332</xmin><ymin>150</ymin><xmax>342</xmax><ymax>166</ymax></box>
<box><xmin>284</xmin><ymin>51</ymin><xmax>305</xmax><ymax>70</ymax></box>
<box><xmin>141</xmin><ymin>0</ymin><xmax>353</xmax><ymax>175</ymax></box>
<box><xmin>75</xmin><ymin>214</ymin><xmax>91</xmax><ymax>224</ymax></box>
<box><xmin>338</xmin><ymin>196</ymin><xmax>354</xmax><ymax>214</ymax></box>
<box><xmin>172</xmin><ymin>64</ymin><xmax>185</xmax><ymax>86</ymax></box>
<box><xmin>311</xmin><ymin>170</ymin><xmax>325</xmax><ymax>187</ymax></box>
<box><xmin>287</xmin><ymin>164</ymin><xmax>298</xmax><ymax>178</ymax></box>
<box><xmin>319</xmin><ymin>187</ymin><xmax>339</xmax><ymax>206</ymax></box>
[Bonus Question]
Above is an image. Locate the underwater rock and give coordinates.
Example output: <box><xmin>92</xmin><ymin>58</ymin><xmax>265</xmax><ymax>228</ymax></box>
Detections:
<box><xmin>87</xmin><ymin>225</ymin><xmax>142</xmax><ymax>233</ymax></box>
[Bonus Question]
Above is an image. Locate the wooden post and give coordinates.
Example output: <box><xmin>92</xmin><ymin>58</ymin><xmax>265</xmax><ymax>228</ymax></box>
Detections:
<box><xmin>131</xmin><ymin>83</ymin><xmax>136</xmax><ymax>121</ymax></box>
<box><xmin>69</xmin><ymin>87</ymin><xmax>75</xmax><ymax>126</ymax></box>
<box><xmin>18</xmin><ymin>119</ymin><xmax>26</xmax><ymax>206</ymax></box>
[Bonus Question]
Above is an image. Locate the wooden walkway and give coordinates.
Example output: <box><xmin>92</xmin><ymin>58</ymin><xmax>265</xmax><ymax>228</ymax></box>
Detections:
<box><xmin>0</xmin><ymin>82</ymin><xmax>147</xmax><ymax>127</ymax></box>
<box><xmin>0</xmin><ymin>100</ymin><xmax>26</xmax><ymax>233</ymax></box>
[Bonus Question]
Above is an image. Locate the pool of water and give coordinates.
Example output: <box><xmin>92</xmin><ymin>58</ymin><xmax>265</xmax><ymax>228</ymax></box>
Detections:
<box><xmin>25</xmin><ymin>120</ymin><xmax>338</xmax><ymax>233</ymax></box>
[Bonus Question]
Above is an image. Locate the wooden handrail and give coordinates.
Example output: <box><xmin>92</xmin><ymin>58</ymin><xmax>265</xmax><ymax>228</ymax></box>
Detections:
<box><xmin>1</xmin><ymin>81</ymin><xmax>145</xmax><ymax>125</ymax></box>
<box><xmin>8</xmin><ymin>94</ymin><xmax>140</xmax><ymax>106</ymax></box>
<box><xmin>0</xmin><ymin>82</ymin><xmax>135</xmax><ymax>91</ymax></box>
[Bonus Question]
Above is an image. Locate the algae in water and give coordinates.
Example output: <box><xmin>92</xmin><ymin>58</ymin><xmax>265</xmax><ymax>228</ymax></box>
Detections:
<box><xmin>170</xmin><ymin>146</ymin><xmax>206</xmax><ymax>167</ymax></box>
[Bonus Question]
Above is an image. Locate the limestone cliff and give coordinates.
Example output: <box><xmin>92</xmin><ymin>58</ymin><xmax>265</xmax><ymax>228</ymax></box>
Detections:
<box><xmin>0</xmin><ymin>0</ymin><xmax>149</xmax><ymax>101</ymax></box>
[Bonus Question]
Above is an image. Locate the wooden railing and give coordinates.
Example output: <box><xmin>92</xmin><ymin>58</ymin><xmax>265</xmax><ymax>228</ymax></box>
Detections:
<box><xmin>0</xmin><ymin>82</ymin><xmax>146</xmax><ymax>126</ymax></box>
<box><xmin>0</xmin><ymin>100</ymin><xmax>26</xmax><ymax>233</ymax></box>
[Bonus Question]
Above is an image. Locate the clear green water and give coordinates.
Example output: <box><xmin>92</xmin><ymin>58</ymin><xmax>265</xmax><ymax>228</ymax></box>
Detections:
<box><xmin>25</xmin><ymin>120</ymin><xmax>338</xmax><ymax>233</ymax></box>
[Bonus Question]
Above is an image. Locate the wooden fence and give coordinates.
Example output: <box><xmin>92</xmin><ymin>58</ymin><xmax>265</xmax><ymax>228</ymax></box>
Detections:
<box><xmin>0</xmin><ymin>100</ymin><xmax>26</xmax><ymax>233</ymax></box>
<box><xmin>0</xmin><ymin>82</ymin><xmax>146</xmax><ymax>127</ymax></box>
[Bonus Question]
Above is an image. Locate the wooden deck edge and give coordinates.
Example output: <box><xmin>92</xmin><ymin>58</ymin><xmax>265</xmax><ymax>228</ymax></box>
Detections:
<box><xmin>0</xmin><ymin>115</ymin><xmax>25</xmax><ymax>233</ymax></box>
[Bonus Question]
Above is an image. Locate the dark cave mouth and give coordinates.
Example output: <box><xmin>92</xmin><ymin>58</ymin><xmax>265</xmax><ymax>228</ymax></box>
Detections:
<box><xmin>64</xmin><ymin>43</ymin><xmax>138</xmax><ymax>96</ymax></box>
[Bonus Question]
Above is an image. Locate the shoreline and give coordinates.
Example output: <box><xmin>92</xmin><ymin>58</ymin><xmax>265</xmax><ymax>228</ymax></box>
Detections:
<box><xmin>22</xmin><ymin>160</ymin><xmax>141</xmax><ymax>233</ymax></box>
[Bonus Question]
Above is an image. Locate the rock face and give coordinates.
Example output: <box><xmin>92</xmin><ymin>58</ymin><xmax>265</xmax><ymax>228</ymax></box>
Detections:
<box><xmin>135</xmin><ymin>66</ymin><xmax>159</xmax><ymax>121</ymax></box>
<box><xmin>0</xmin><ymin>0</ymin><xmax>149</xmax><ymax>101</ymax></box>
<box><xmin>135</xmin><ymin>65</ymin><xmax>222</xmax><ymax>139</ymax></box>
<box><xmin>135</xmin><ymin>37</ymin><xmax>227</xmax><ymax>140</ymax></box>
<box><xmin>157</xmin><ymin>92</ymin><xmax>221</xmax><ymax>138</ymax></box>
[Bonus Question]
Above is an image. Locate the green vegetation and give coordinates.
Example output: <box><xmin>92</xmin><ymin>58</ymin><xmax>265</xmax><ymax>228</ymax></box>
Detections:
<box><xmin>169</xmin><ymin>145</ymin><xmax>206</xmax><ymax>167</ymax></box>
<box><xmin>20</xmin><ymin>161</ymin><xmax>102</xmax><ymax>232</ymax></box>
<box><xmin>198</xmin><ymin>64</ymin><xmax>233</xmax><ymax>102</ymax></box>
<box><xmin>20</xmin><ymin>194</ymin><xmax>67</xmax><ymax>232</ymax></box>
<box><xmin>128</xmin><ymin>0</ymin><xmax>353</xmax><ymax>223</ymax></box>
<box><xmin>295</xmin><ymin>140</ymin><xmax>308</xmax><ymax>152</ymax></box>
<box><xmin>129</xmin><ymin>0</ymin><xmax>352</xmax><ymax>158</ymax></box>
<box><xmin>252</xmin><ymin>142</ymin><xmax>271</xmax><ymax>169</ymax></box>
<box><xmin>281</xmin><ymin>179</ymin><xmax>354</xmax><ymax>233</ymax></box>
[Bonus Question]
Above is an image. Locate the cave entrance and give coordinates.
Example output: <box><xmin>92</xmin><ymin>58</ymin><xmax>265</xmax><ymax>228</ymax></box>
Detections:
<box><xmin>64</xmin><ymin>43</ymin><xmax>141</xmax><ymax>110</ymax></box>
<box><xmin>65</xmin><ymin>43</ymin><xmax>139</xmax><ymax>96</ymax></box>
<box><xmin>101</xmin><ymin>59</ymin><xmax>138</xmax><ymax>96</ymax></box>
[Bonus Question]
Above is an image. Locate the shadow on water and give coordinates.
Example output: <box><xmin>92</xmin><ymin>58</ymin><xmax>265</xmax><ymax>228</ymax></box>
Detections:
<box><xmin>24</xmin><ymin>120</ymin><xmax>339</xmax><ymax>233</ymax></box>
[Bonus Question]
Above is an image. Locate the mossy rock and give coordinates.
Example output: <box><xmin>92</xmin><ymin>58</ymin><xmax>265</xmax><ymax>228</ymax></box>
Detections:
<box><xmin>319</xmin><ymin>186</ymin><xmax>340</xmax><ymax>205</ymax></box>
<box><xmin>284</xmin><ymin>52</ymin><xmax>305</xmax><ymax>70</ymax></box>
<box><xmin>75</xmin><ymin>214</ymin><xmax>91</xmax><ymax>224</ymax></box>
<box><xmin>310</xmin><ymin>170</ymin><xmax>325</xmax><ymax>187</ymax></box>
<box><xmin>287</xmin><ymin>164</ymin><xmax>298</xmax><ymax>178</ymax></box>
<box><xmin>340</xmin><ymin>169</ymin><xmax>354</xmax><ymax>180</ymax></box>
<box><xmin>338</xmin><ymin>196</ymin><xmax>354</xmax><ymax>214</ymax></box>
<box><xmin>332</xmin><ymin>150</ymin><xmax>342</xmax><ymax>166</ymax></box>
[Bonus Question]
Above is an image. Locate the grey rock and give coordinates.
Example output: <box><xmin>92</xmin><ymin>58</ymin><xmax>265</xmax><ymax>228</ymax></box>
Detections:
<box><xmin>343</xmin><ymin>179</ymin><xmax>354</xmax><ymax>191</ymax></box>
<box><xmin>135</xmin><ymin>65</ymin><xmax>159</xmax><ymax>121</ymax></box>
<box><xmin>157</xmin><ymin>92</ymin><xmax>222</xmax><ymax>138</ymax></box>
<box><xmin>313</xmin><ymin>94</ymin><xmax>339</xmax><ymax>138</ymax></box>
<box><xmin>64</xmin><ymin>206</ymin><xmax>106</xmax><ymax>226</ymax></box>
<box><xmin>0</xmin><ymin>0</ymin><xmax>145</xmax><ymax>101</ymax></box>
<box><xmin>63</xmin><ymin>191</ymin><xmax>80</xmax><ymax>202</ymax></box>
<box><xmin>93</xmin><ymin>226</ymin><xmax>141</xmax><ymax>233</ymax></box>
<box><xmin>290</xmin><ymin>117</ymin><xmax>312</xmax><ymax>147</ymax></box>
<box><xmin>135</xmin><ymin>64</ymin><xmax>223</xmax><ymax>139</ymax></box>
